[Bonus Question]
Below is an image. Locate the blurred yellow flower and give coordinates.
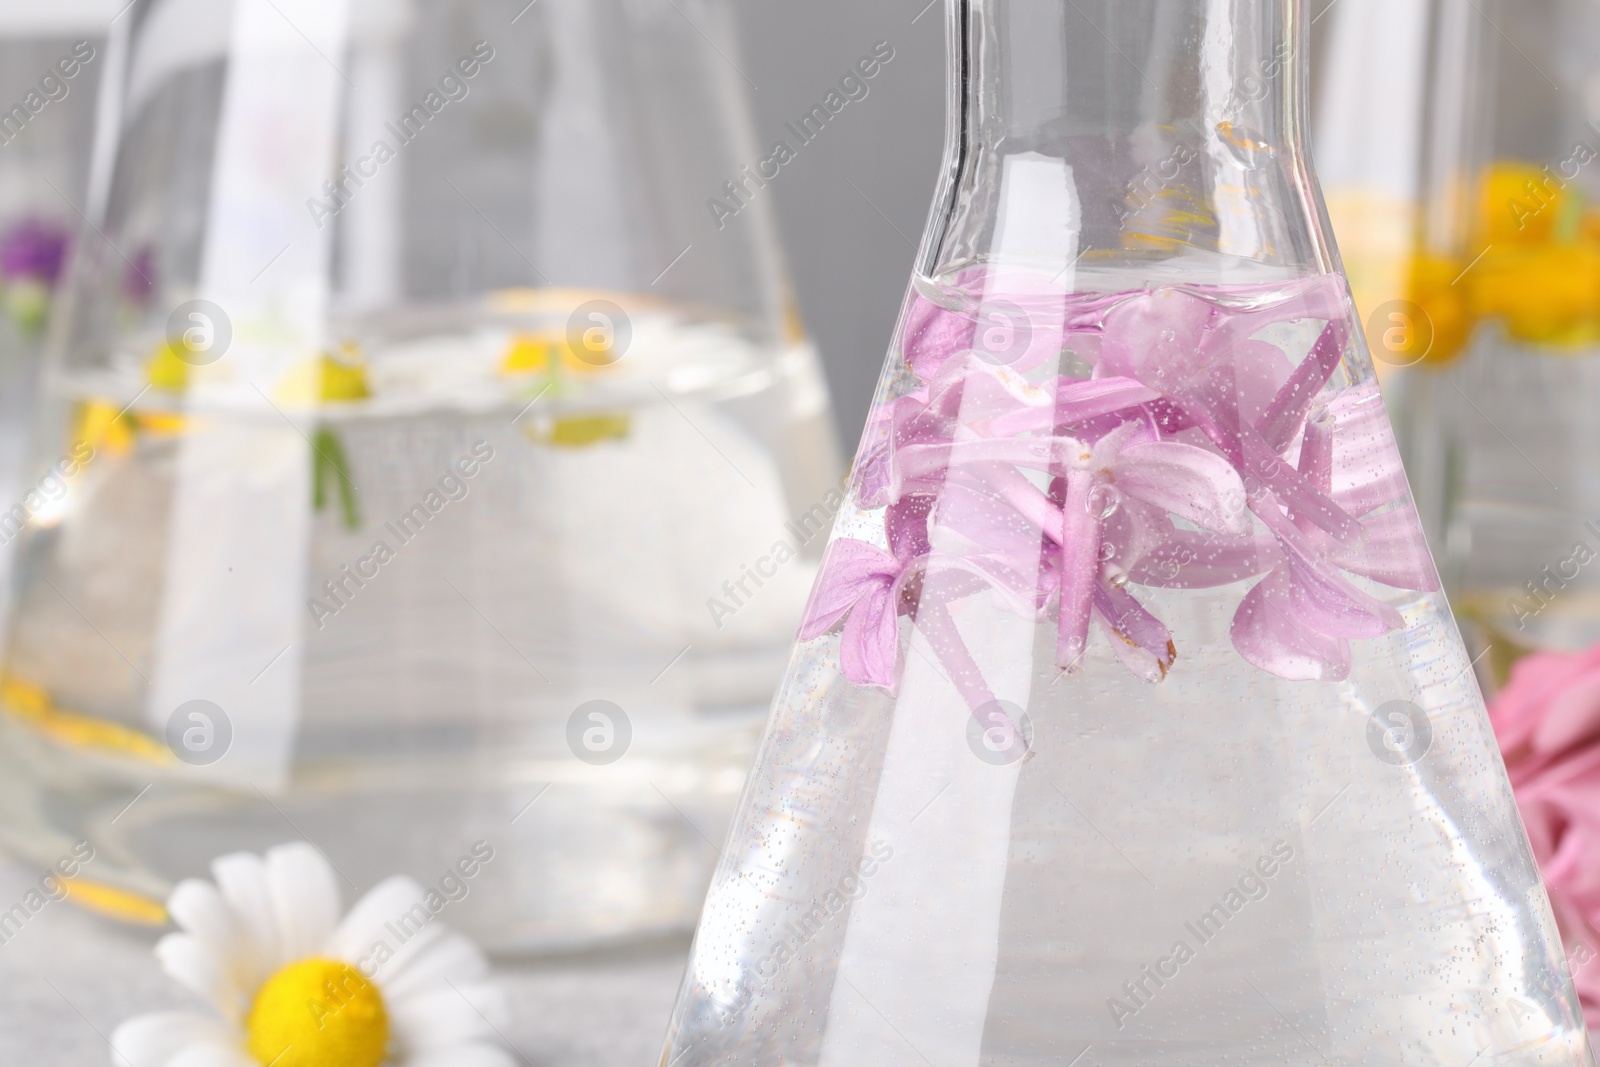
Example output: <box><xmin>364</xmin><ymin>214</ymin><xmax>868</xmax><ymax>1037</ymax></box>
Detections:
<box><xmin>276</xmin><ymin>349</ymin><xmax>371</xmax><ymax>406</ymax></box>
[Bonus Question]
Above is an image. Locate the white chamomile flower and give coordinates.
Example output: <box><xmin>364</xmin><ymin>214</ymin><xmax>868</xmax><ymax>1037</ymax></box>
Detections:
<box><xmin>112</xmin><ymin>843</ymin><xmax>514</xmax><ymax>1067</ymax></box>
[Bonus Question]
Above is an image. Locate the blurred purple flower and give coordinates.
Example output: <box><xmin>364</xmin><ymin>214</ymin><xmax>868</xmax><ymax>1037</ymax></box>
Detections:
<box><xmin>0</xmin><ymin>218</ymin><xmax>70</xmax><ymax>286</ymax></box>
<box><xmin>124</xmin><ymin>245</ymin><xmax>157</xmax><ymax>305</ymax></box>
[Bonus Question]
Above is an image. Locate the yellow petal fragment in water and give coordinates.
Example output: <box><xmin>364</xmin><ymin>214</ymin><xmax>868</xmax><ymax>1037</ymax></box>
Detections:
<box><xmin>63</xmin><ymin>879</ymin><xmax>169</xmax><ymax>926</ymax></box>
<box><xmin>1</xmin><ymin>674</ymin><xmax>171</xmax><ymax>763</ymax></box>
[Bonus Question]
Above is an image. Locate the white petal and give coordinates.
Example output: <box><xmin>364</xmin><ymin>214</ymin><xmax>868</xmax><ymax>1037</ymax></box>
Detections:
<box><xmin>381</xmin><ymin>931</ymin><xmax>489</xmax><ymax>1004</ymax></box>
<box><xmin>164</xmin><ymin>1045</ymin><xmax>257</xmax><ymax>1067</ymax></box>
<box><xmin>166</xmin><ymin>881</ymin><xmax>258</xmax><ymax>1013</ymax></box>
<box><xmin>211</xmin><ymin>851</ymin><xmax>282</xmax><ymax>972</ymax></box>
<box><xmin>155</xmin><ymin>934</ymin><xmax>240</xmax><ymax>1023</ymax></box>
<box><xmin>388</xmin><ymin>983</ymin><xmax>507</xmax><ymax>1053</ymax></box>
<box><xmin>407</xmin><ymin>1044</ymin><xmax>518</xmax><ymax>1067</ymax></box>
<box><xmin>111</xmin><ymin>1012</ymin><xmax>235</xmax><ymax>1067</ymax></box>
<box><xmin>264</xmin><ymin>842</ymin><xmax>340</xmax><ymax>960</ymax></box>
<box><xmin>327</xmin><ymin>875</ymin><xmax>427</xmax><ymax>963</ymax></box>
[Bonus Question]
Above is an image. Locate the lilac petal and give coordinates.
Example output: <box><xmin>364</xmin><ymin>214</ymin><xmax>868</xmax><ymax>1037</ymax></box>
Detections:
<box><xmin>1057</xmin><ymin>469</ymin><xmax>1103</xmax><ymax>671</ymax></box>
<box><xmin>933</xmin><ymin>474</ymin><xmax>1056</xmax><ymax>561</ymax></box>
<box><xmin>1129</xmin><ymin>531</ymin><xmax>1281</xmax><ymax>588</ymax></box>
<box><xmin>1148</xmin><ymin>398</ymin><xmax>1197</xmax><ymax>435</ymax></box>
<box><xmin>895</xmin><ymin>437</ymin><xmax>1077</xmax><ymax>490</ymax></box>
<box><xmin>1057</xmin><ymin>376</ymin><xmax>1163</xmax><ymax>427</ymax></box>
<box><xmin>852</xmin><ymin>396</ymin><xmax>912</xmax><ymax>508</ymax></box>
<box><xmin>966</xmin><ymin>464</ymin><xmax>1064</xmax><ymax>542</ymax></box>
<box><xmin>1327</xmin><ymin>505</ymin><xmax>1441</xmax><ymax>592</ymax></box>
<box><xmin>922</xmin><ymin>557</ymin><xmax>1048</xmax><ymax>622</ymax></box>
<box><xmin>887</xmin><ymin>494</ymin><xmax>935</xmax><ymax>562</ymax></box>
<box><xmin>893</xmin><ymin>393</ymin><xmax>957</xmax><ymax>447</ymax></box>
<box><xmin>975</xmin><ymin>375</ymin><xmax>1158</xmax><ymax>438</ymax></box>
<box><xmin>924</xmin><ymin>351</ymin><xmax>980</xmax><ymax>417</ymax></box>
<box><xmin>1225</xmin><ymin>339</ymin><xmax>1295</xmax><ymax>426</ymax></box>
<box><xmin>1231</xmin><ymin>567</ymin><xmax>1353</xmax><ymax>681</ymax></box>
<box><xmin>798</xmin><ymin>540</ymin><xmax>899</xmax><ymax>641</ymax></box>
<box><xmin>911</xmin><ymin>570</ymin><xmax>999</xmax><ymax>712</ymax></box>
<box><xmin>942</xmin><ymin>550</ymin><xmax>1051</xmax><ymax>617</ymax></box>
<box><xmin>1088</xmin><ymin>416</ymin><xmax>1159</xmax><ymax>461</ymax></box>
<box><xmin>1112</xmin><ymin>440</ymin><xmax>1251</xmax><ymax>536</ymax></box>
<box><xmin>840</xmin><ymin>582</ymin><xmax>901</xmax><ymax>690</ymax></box>
<box><xmin>1239</xmin><ymin>422</ymin><xmax>1364</xmax><ymax>544</ymax></box>
<box><xmin>937</xmin><ymin>356</ymin><xmax>1056</xmax><ymax>432</ymax></box>
<box><xmin>1074</xmin><ymin>406</ymin><xmax>1162</xmax><ymax>448</ymax></box>
<box><xmin>1296</xmin><ymin>407</ymin><xmax>1333</xmax><ymax>487</ymax></box>
<box><xmin>1254</xmin><ymin>500</ymin><xmax>1404</xmax><ymax>639</ymax></box>
<box><xmin>1094</xmin><ymin>582</ymin><xmax>1176</xmax><ymax>682</ymax></box>
<box><xmin>1099</xmin><ymin>286</ymin><xmax>1218</xmax><ymax>390</ymax></box>
<box><xmin>1257</xmin><ymin>319</ymin><xmax>1348</xmax><ymax>453</ymax></box>
<box><xmin>1180</xmin><ymin>390</ymin><xmax>1364</xmax><ymax>544</ymax></box>
<box><xmin>1099</xmin><ymin>497</ymin><xmax>1179</xmax><ymax>585</ymax></box>
<box><xmin>1285</xmin><ymin>555</ymin><xmax>1402</xmax><ymax>639</ymax></box>
<box><xmin>1326</xmin><ymin>382</ymin><xmax>1411</xmax><ymax>520</ymax></box>
<box><xmin>903</xmin><ymin>293</ymin><xmax>977</xmax><ymax>380</ymax></box>
<box><xmin>1290</xmin><ymin>407</ymin><xmax>1334</xmax><ymax>532</ymax></box>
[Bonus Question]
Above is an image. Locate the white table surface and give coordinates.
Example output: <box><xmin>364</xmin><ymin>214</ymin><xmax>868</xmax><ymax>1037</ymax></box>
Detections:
<box><xmin>0</xmin><ymin>854</ymin><xmax>688</xmax><ymax>1066</ymax></box>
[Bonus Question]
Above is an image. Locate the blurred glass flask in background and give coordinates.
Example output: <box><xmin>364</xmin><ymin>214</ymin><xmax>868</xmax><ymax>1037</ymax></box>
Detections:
<box><xmin>0</xmin><ymin>12</ymin><xmax>106</xmax><ymax>591</ymax></box>
<box><xmin>1313</xmin><ymin>0</ymin><xmax>1494</xmax><ymax>547</ymax></box>
<box><xmin>1319</xmin><ymin>0</ymin><xmax>1600</xmax><ymax>675</ymax></box>
<box><xmin>1430</xmin><ymin>2</ymin><xmax>1600</xmax><ymax>667</ymax></box>
<box><xmin>0</xmin><ymin>0</ymin><xmax>841</xmax><ymax>951</ymax></box>
<box><xmin>659</xmin><ymin>1</ymin><xmax>1593</xmax><ymax>1064</ymax></box>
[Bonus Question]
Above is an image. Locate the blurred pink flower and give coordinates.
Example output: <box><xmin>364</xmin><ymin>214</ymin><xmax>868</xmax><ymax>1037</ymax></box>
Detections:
<box><xmin>1490</xmin><ymin>645</ymin><xmax>1600</xmax><ymax>1024</ymax></box>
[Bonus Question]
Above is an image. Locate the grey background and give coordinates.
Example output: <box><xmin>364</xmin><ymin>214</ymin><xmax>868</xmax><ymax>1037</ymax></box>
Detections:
<box><xmin>734</xmin><ymin>0</ymin><xmax>946</xmax><ymax>450</ymax></box>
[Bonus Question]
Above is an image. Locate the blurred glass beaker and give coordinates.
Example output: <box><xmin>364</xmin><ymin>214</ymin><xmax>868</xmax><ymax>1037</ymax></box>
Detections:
<box><xmin>1314</xmin><ymin>0</ymin><xmax>1496</xmax><ymax>550</ymax></box>
<box><xmin>0</xmin><ymin>0</ymin><xmax>842</xmax><ymax>952</ymax></box>
<box><xmin>0</xmin><ymin>16</ymin><xmax>106</xmax><ymax>595</ymax></box>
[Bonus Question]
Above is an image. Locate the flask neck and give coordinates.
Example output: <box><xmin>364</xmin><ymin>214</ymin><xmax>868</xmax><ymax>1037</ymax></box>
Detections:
<box><xmin>922</xmin><ymin>0</ymin><xmax>1335</xmax><ymax>291</ymax></box>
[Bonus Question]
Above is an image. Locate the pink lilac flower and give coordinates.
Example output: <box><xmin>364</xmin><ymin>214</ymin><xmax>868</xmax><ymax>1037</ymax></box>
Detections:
<box><xmin>797</xmin><ymin>497</ymin><xmax>930</xmax><ymax>690</ymax></box>
<box><xmin>803</xmin><ymin>275</ymin><xmax>1436</xmax><ymax>698</ymax></box>
<box><xmin>1489</xmin><ymin>646</ymin><xmax>1600</xmax><ymax>1026</ymax></box>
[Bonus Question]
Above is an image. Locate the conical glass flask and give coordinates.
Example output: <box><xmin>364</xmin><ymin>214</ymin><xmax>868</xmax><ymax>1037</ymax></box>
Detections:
<box><xmin>0</xmin><ymin>0</ymin><xmax>841</xmax><ymax>951</ymax></box>
<box><xmin>659</xmin><ymin>2</ymin><xmax>1594</xmax><ymax>1063</ymax></box>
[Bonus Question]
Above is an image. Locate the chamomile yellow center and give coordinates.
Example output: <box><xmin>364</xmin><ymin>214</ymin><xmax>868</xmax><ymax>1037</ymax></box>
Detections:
<box><xmin>275</xmin><ymin>351</ymin><xmax>372</xmax><ymax>405</ymax></box>
<box><xmin>245</xmin><ymin>958</ymin><xmax>388</xmax><ymax>1067</ymax></box>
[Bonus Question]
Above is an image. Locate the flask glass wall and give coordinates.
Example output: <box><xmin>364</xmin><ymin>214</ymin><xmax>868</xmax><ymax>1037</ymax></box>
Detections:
<box><xmin>658</xmin><ymin>1</ymin><xmax>1593</xmax><ymax>1064</ymax></box>
<box><xmin>0</xmin><ymin>0</ymin><xmax>841</xmax><ymax>951</ymax></box>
